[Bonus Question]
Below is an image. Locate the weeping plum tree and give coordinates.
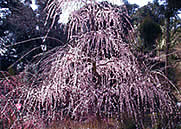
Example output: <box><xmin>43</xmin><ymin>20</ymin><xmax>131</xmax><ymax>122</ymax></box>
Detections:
<box><xmin>0</xmin><ymin>0</ymin><xmax>180</xmax><ymax>128</ymax></box>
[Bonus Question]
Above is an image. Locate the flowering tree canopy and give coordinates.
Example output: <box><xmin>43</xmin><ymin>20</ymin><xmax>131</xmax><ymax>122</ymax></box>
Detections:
<box><xmin>0</xmin><ymin>0</ymin><xmax>180</xmax><ymax>128</ymax></box>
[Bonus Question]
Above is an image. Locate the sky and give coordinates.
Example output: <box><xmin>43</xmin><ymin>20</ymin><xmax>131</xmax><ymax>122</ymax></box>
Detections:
<box><xmin>30</xmin><ymin>0</ymin><xmax>38</xmax><ymax>11</ymax></box>
<box><xmin>128</xmin><ymin>0</ymin><xmax>153</xmax><ymax>7</ymax></box>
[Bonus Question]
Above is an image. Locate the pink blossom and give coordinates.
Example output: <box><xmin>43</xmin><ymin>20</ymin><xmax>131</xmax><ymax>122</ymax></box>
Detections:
<box><xmin>15</xmin><ymin>103</ymin><xmax>22</xmax><ymax>110</ymax></box>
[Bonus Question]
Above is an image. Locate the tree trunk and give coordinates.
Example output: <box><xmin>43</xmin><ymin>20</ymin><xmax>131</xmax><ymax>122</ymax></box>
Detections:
<box><xmin>165</xmin><ymin>15</ymin><xmax>170</xmax><ymax>77</ymax></box>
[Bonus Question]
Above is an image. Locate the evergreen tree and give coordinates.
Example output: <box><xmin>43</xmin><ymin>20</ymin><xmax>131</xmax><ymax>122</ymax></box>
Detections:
<box><xmin>0</xmin><ymin>0</ymin><xmax>66</xmax><ymax>73</ymax></box>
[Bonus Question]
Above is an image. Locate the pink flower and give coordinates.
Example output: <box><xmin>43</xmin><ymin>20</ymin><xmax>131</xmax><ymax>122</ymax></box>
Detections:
<box><xmin>15</xmin><ymin>103</ymin><xmax>22</xmax><ymax>110</ymax></box>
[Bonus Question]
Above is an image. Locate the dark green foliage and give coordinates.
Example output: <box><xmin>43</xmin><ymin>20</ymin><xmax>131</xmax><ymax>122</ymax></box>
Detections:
<box><xmin>0</xmin><ymin>0</ymin><xmax>66</xmax><ymax>72</ymax></box>
<box><xmin>139</xmin><ymin>17</ymin><xmax>162</xmax><ymax>51</ymax></box>
<box><xmin>161</xmin><ymin>0</ymin><xmax>181</xmax><ymax>17</ymax></box>
<box><xmin>123</xmin><ymin>1</ymin><xmax>139</xmax><ymax>16</ymax></box>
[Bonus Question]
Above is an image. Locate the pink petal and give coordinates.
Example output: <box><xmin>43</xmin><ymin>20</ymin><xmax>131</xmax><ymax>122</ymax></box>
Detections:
<box><xmin>15</xmin><ymin>103</ymin><xmax>22</xmax><ymax>110</ymax></box>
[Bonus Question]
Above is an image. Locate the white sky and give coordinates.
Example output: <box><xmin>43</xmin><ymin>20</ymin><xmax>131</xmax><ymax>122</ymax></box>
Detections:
<box><xmin>30</xmin><ymin>0</ymin><xmax>38</xmax><ymax>11</ymax></box>
<box><xmin>128</xmin><ymin>0</ymin><xmax>153</xmax><ymax>7</ymax></box>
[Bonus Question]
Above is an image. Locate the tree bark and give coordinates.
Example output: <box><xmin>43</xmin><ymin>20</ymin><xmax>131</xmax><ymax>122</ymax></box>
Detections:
<box><xmin>165</xmin><ymin>15</ymin><xmax>170</xmax><ymax>77</ymax></box>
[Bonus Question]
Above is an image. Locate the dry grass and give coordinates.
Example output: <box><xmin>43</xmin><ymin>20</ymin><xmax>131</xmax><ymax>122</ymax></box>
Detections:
<box><xmin>47</xmin><ymin>117</ymin><xmax>132</xmax><ymax>129</ymax></box>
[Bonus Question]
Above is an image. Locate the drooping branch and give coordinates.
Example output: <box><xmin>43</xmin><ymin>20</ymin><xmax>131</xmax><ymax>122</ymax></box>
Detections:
<box><xmin>0</xmin><ymin>1</ymin><xmax>180</xmax><ymax>128</ymax></box>
<box><xmin>68</xmin><ymin>2</ymin><xmax>133</xmax><ymax>39</ymax></box>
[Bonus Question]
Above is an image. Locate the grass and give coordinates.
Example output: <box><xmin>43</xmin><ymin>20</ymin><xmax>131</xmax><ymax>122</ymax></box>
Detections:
<box><xmin>47</xmin><ymin>117</ymin><xmax>124</xmax><ymax>129</ymax></box>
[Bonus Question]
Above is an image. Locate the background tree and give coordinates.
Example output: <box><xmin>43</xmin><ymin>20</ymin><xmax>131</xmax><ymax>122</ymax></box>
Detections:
<box><xmin>139</xmin><ymin>16</ymin><xmax>162</xmax><ymax>52</ymax></box>
<box><xmin>0</xmin><ymin>0</ymin><xmax>17</xmax><ymax>71</ymax></box>
<box><xmin>0</xmin><ymin>0</ymin><xmax>66</xmax><ymax>73</ymax></box>
<box><xmin>123</xmin><ymin>0</ymin><xmax>139</xmax><ymax>16</ymax></box>
<box><xmin>125</xmin><ymin>1</ymin><xmax>180</xmax><ymax>75</ymax></box>
<box><xmin>159</xmin><ymin>0</ymin><xmax>181</xmax><ymax>76</ymax></box>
